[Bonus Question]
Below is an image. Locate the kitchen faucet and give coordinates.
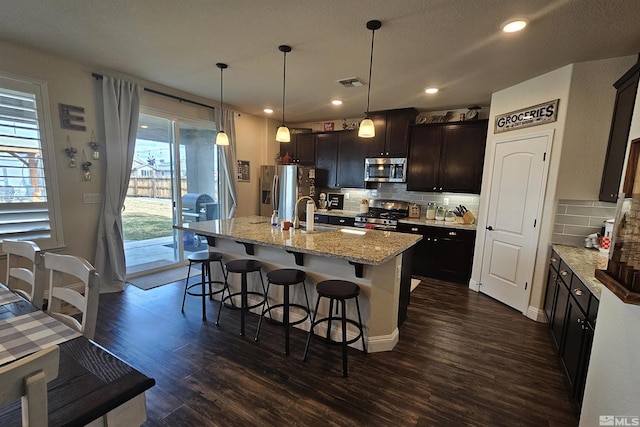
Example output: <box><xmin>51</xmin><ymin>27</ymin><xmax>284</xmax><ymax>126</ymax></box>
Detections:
<box><xmin>292</xmin><ymin>196</ymin><xmax>315</xmax><ymax>229</ymax></box>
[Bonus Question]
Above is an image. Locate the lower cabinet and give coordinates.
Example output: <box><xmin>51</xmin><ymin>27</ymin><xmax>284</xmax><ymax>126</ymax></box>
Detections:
<box><xmin>397</xmin><ymin>223</ymin><xmax>475</xmax><ymax>284</ymax></box>
<box><xmin>313</xmin><ymin>213</ymin><xmax>355</xmax><ymax>227</ymax></box>
<box><xmin>543</xmin><ymin>248</ymin><xmax>598</xmax><ymax>407</ymax></box>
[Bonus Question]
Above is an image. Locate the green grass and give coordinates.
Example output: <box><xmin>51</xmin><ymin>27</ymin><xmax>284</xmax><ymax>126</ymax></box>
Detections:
<box><xmin>122</xmin><ymin>212</ymin><xmax>173</xmax><ymax>241</ymax></box>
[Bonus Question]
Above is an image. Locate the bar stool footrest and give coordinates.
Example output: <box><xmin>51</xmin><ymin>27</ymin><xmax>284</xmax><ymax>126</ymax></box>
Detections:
<box><xmin>222</xmin><ymin>291</ymin><xmax>266</xmax><ymax>311</ymax></box>
<box><xmin>309</xmin><ymin>317</ymin><xmax>364</xmax><ymax>346</ymax></box>
<box><xmin>185</xmin><ymin>280</ymin><xmax>227</xmax><ymax>298</ymax></box>
<box><xmin>261</xmin><ymin>303</ymin><xmax>310</xmax><ymax>327</ymax></box>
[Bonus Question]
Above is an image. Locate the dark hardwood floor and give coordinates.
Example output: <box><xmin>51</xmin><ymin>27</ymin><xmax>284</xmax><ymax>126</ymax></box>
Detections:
<box><xmin>94</xmin><ymin>276</ymin><xmax>577</xmax><ymax>426</ymax></box>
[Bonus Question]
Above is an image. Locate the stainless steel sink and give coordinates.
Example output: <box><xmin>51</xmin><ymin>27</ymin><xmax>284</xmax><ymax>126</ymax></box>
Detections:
<box><xmin>300</xmin><ymin>225</ymin><xmax>336</xmax><ymax>234</ymax></box>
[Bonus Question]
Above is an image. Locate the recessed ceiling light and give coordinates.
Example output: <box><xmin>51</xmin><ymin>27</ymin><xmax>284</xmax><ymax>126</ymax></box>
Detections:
<box><xmin>331</xmin><ymin>100</ymin><xmax>343</xmax><ymax>106</ymax></box>
<box><xmin>425</xmin><ymin>87</ymin><xmax>438</xmax><ymax>94</ymax></box>
<box><xmin>140</xmin><ymin>125</ymin><xmax>148</xmax><ymax>129</ymax></box>
<box><xmin>263</xmin><ymin>108</ymin><xmax>273</xmax><ymax>114</ymax></box>
<box><xmin>502</xmin><ymin>19</ymin><xmax>527</xmax><ymax>33</ymax></box>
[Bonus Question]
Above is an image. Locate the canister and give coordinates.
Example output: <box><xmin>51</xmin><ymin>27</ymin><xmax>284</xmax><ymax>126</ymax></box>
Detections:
<box><xmin>426</xmin><ymin>202</ymin><xmax>436</xmax><ymax>220</ymax></box>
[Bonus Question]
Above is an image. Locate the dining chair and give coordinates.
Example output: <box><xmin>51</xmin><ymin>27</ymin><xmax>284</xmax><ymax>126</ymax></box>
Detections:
<box><xmin>43</xmin><ymin>252</ymin><xmax>100</xmax><ymax>340</ymax></box>
<box><xmin>0</xmin><ymin>344</ymin><xmax>60</xmax><ymax>427</ymax></box>
<box><xmin>2</xmin><ymin>239</ymin><xmax>45</xmax><ymax>309</ymax></box>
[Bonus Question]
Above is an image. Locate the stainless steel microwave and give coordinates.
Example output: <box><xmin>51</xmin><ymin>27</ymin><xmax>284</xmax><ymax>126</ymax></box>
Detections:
<box><xmin>364</xmin><ymin>157</ymin><xmax>407</xmax><ymax>183</ymax></box>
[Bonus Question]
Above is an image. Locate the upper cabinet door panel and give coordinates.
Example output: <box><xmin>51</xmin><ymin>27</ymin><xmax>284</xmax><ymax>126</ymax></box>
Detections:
<box><xmin>599</xmin><ymin>68</ymin><xmax>639</xmax><ymax>202</ymax></box>
<box><xmin>407</xmin><ymin>125</ymin><xmax>443</xmax><ymax>191</ymax></box>
<box><xmin>440</xmin><ymin>121</ymin><xmax>488</xmax><ymax>193</ymax></box>
<box><xmin>294</xmin><ymin>133</ymin><xmax>316</xmax><ymax>165</ymax></box>
<box><xmin>366</xmin><ymin>113</ymin><xmax>388</xmax><ymax>157</ymax></box>
<box><xmin>338</xmin><ymin>131</ymin><xmax>367</xmax><ymax>188</ymax></box>
<box><xmin>315</xmin><ymin>132</ymin><xmax>339</xmax><ymax>188</ymax></box>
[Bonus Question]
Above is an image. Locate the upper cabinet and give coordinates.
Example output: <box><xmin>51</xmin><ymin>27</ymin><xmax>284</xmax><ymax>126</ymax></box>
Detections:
<box><xmin>599</xmin><ymin>62</ymin><xmax>640</xmax><ymax>202</ymax></box>
<box><xmin>315</xmin><ymin>130</ymin><xmax>367</xmax><ymax>189</ymax></box>
<box><xmin>407</xmin><ymin>120</ymin><xmax>488</xmax><ymax>194</ymax></box>
<box><xmin>280</xmin><ymin>132</ymin><xmax>316</xmax><ymax>165</ymax></box>
<box><xmin>366</xmin><ymin>108</ymin><xmax>418</xmax><ymax>158</ymax></box>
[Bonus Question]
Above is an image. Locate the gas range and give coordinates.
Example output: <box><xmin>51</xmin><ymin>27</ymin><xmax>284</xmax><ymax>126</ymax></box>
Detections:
<box><xmin>354</xmin><ymin>200</ymin><xmax>409</xmax><ymax>230</ymax></box>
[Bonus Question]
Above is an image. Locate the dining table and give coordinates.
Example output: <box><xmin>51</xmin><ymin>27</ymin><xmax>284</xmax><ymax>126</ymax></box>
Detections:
<box><xmin>0</xmin><ymin>283</ymin><xmax>155</xmax><ymax>426</ymax></box>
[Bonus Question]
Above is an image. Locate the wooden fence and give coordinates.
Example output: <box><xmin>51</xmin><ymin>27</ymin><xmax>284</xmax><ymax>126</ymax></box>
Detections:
<box><xmin>127</xmin><ymin>177</ymin><xmax>187</xmax><ymax>199</ymax></box>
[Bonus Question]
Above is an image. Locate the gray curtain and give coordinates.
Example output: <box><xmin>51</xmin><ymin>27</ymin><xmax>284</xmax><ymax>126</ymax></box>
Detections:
<box><xmin>218</xmin><ymin>109</ymin><xmax>238</xmax><ymax>219</ymax></box>
<box><xmin>95</xmin><ymin>76</ymin><xmax>141</xmax><ymax>293</ymax></box>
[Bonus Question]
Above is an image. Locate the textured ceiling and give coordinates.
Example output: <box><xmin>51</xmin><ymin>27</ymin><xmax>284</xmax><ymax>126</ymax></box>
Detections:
<box><xmin>1</xmin><ymin>0</ymin><xmax>639</xmax><ymax>123</ymax></box>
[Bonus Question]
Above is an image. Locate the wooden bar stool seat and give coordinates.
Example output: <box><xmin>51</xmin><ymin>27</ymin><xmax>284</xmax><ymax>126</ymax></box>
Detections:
<box><xmin>255</xmin><ymin>268</ymin><xmax>311</xmax><ymax>355</ymax></box>
<box><xmin>303</xmin><ymin>279</ymin><xmax>367</xmax><ymax>377</ymax></box>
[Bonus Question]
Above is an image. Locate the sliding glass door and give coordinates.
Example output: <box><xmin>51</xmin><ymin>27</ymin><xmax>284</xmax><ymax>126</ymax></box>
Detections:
<box><xmin>123</xmin><ymin>110</ymin><xmax>218</xmax><ymax>275</ymax></box>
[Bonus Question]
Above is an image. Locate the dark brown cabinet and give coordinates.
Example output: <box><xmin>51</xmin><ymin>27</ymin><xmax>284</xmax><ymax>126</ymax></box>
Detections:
<box><xmin>338</xmin><ymin>130</ymin><xmax>368</xmax><ymax>188</ymax></box>
<box><xmin>396</xmin><ymin>223</ymin><xmax>475</xmax><ymax>284</ymax></box>
<box><xmin>543</xmin><ymin>249</ymin><xmax>599</xmax><ymax>407</ymax></box>
<box><xmin>407</xmin><ymin>120</ymin><xmax>488</xmax><ymax>194</ymax></box>
<box><xmin>280</xmin><ymin>132</ymin><xmax>316</xmax><ymax>165</ymax></box>
<box><xmin>315</xmin><ymin>132</ymin><xmax>339</xmax><ymax>188</ymax></box>
<box><xmin>599</xmin><ymin>62</ymin><xmax>640</xmax><ymax>202</ymax></box>
<box><xmin>366</xmin><ymin>108</ymin><xmax>418</xmax><ymax>158</ymax></box>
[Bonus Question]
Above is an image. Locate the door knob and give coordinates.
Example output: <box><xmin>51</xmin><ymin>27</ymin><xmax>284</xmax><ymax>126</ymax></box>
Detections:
<box><xmin>486</xmin><ymin>226</ymin><xmax>494</xmax><ymax>231</ymax></box>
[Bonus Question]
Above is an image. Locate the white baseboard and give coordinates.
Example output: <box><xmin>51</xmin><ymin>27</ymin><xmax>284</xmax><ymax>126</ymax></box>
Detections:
<box><xmin>256</xmin><ymin>305</ymin><xmax>397</xmax><ymax>353</ymax></box>
<box><xmin>527</xmin><ymin>305</ymin><xmax>546</xmax><ymax>322</ymax></box>
<box><xmin>468</xmin><ymin>279</ymin><xmax>480</xmax><ymax>292</ymax></box>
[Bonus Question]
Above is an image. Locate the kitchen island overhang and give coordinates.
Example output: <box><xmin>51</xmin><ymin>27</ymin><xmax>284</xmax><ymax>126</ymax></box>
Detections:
<box><xmin>175</xmin><ymin>216</ymin><xmax>421</xmax><ymax>352</ymax></box>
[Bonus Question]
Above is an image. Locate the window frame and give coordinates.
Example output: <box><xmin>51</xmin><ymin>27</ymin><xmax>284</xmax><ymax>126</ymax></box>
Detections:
<box><xmin>0</xmin><ymin>71</ymin><xmax>64</xmax><ymax>249</ymax></box>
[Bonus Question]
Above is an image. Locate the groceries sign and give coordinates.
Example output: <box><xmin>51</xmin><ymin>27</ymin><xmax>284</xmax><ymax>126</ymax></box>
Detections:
<box><xmin>494</xmin><ymin>99</ymin><xmax>559</xmax><ymax>133</ymax></box>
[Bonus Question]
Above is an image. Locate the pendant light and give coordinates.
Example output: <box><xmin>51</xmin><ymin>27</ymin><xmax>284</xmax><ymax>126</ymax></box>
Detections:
<box><xmin>358</xmin><ymin>20</ymin><xmax>381</xmax><ymax>138</ymax></box>
<box><xmin>215</xmin><ymin>62</ymin><xmax>229</xmax><ymax>146</ymax></box>
<box><xmin>276</xmin><ymin>45</ymin><xmax>292</xmax><ymax>143</ymax></box>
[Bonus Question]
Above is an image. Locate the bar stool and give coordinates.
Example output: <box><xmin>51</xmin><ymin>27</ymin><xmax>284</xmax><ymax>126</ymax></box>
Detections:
<box><xmin>217</xmin><ymin>259</ymin><xmax>266</xmax><ymax>336</ymax></box>
<box><xmin>255</xmin><ymin>268</ymin><xmax>311</xmax><ymax>355</ymax></box>
<box><xmin>303</xmin><ymin>279</ymin><xmax>367</xmax><ymax>377</ymax></box>
<box><xmin>181</xmin><ymin>251</ymin><xmax>228</xmax><ymax>321</ymax></box>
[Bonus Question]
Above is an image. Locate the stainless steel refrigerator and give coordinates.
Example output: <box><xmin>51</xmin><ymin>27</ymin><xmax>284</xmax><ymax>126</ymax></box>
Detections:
<box><xmin>259</xmin><ymin>165</ymin><xmax>315</xmax><ymax>221</ymax></box>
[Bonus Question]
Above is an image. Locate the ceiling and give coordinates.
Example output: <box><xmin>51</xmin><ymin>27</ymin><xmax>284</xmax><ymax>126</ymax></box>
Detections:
<box><xmin>1</xmin><ymin>0</ymin><xmax>639</xmax><ymax>124</ymax></box>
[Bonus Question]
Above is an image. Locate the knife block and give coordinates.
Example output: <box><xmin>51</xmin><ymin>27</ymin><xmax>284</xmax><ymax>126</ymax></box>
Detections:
<box><xmin>462</xmin><ymin>211</ymin><xmax>476</xmax><ymax>224</ymax></box>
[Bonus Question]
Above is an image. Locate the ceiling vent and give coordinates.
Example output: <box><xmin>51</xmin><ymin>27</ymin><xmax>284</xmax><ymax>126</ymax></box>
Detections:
<box><xmin>337</xmin><ymin>77</ymin><xmax>366</xmax><ymax>88</ymax></box>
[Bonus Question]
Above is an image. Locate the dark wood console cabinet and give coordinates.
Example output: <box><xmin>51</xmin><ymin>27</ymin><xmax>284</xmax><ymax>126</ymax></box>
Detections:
<box><xmin>543</xmin><ymin>248</ymin><xmax>599</xmax><ymax>407</ymax></box>
<box><xmin>407</xmin><ymin>120</ymin><xmax>488</xmax><ymax>194</ymax></box>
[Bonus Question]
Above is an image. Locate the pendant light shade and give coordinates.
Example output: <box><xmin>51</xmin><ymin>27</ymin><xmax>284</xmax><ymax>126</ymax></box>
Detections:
<box><xmin>276</xmin><ymin>45</ymin><xmax>292</xmax><ymax>143</ymax></box>
<box><xmin>359</xmin><ymin>20</ymin><xmax>381</xmax><ymax>138</ymax></box>
<box><xmin>215</xmin><ymin>62</ymin><xmax>229</xmax><ymax>146</ymax></box>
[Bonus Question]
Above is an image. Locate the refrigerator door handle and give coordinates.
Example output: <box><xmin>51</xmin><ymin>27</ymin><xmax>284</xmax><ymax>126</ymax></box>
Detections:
<box><xmin>272</xmin><ymin>173</ymin><xmax>279</xmax><ymax>211</ymax></box>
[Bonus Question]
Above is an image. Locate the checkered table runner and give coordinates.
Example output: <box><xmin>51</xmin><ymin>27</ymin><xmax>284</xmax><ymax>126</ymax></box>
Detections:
<box><xmin>0</xmin><ymin>310</ymin><xmax>82</xmax><ymax>366</ymax></box>
<box><xmin>0</xmin><ymin>284</ymin><xmax>21</xmax><ymax>306</ymax></box>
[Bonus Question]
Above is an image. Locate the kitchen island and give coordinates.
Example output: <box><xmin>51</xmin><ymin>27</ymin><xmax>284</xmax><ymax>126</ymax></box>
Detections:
<box><xmin>175</xmin><ymin>215</ymin><xmax>421</xmax><ymax>352</ymax></box>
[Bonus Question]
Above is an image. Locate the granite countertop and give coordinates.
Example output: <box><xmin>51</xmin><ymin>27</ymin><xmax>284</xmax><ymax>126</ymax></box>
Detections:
<box><xmin>399</xmin><ymin>218</ymin><xmax>477</xmax><ymax>231</ymax></box>
<box><xmin>315</xmin><ymin>209</ymin><xmax>360</xmax><ymax>217</ymax></box>
<box><xmin>315</xmin><ymin>210</ymin><xmax>478</xmax><ymax>231</ymax></box>
<box><xmin>176</xmin><ymin>215</ymin><xmax>421</xmax><ymax>266</ymax></box>
<box><xmin>552</xmin><ymin>244</ymin><xmax>609</xmax><ymax>299</ymax></box>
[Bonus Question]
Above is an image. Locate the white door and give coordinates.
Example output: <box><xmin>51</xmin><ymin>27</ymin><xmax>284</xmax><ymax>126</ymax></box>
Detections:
<box><xmin>480</xmin><ymin>131</ymin><xmax>552</xmax><ymax>312</ymax></box>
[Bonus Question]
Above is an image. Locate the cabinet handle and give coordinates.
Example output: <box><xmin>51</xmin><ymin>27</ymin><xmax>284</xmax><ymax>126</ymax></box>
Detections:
<box><xmin>573</xmin><ymin>288</ymin><xmax>583</xmax><ymax>296</ymax></box>
<box><xmin>448</xmin><ymin>231</ymin><xmax>457</xmax><ymax>236</ymax></box>
<box><xmin>433</xmin><ymin>187</ymin><xmax>437</xmax><ymax>190</ymax></box>
<box><xmin>551</xmin><ymin>257</ymin><xmax>557</xmax><ymax>262</ymax></box>
<box><xmin>439</xmin><ymin>187</ymin><xmax>443</xmax><ymax>191</ymax></box>
<box><xmin>560</xmin><ymin>271</ymin><xmax>568</xmax><ymax>276</ymax></box>
<box><xmin>411</xmin><ymin>227</ymin><xmax>418</xmax><ymax>232</ymax></box>
<box><xmin>577</xmin><ymin>318</ymin><xmax>584</xmax><ymax>325</ymax></box>
<box><xmin>433</xmin><ymin>238</ymin><xmax>438</xmax><ymax>242</ymax></box>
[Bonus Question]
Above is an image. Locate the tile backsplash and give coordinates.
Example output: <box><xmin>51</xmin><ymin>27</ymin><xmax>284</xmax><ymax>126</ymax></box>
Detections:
<box><xmin>319</xmin><ymin>183</ymin><xmax>480</xmax><ymax>217</ymax></box>
<box><xmin>552</xmin><ymin>199</ymin><xmax>617</xmax><ymax>246</ymax></box>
